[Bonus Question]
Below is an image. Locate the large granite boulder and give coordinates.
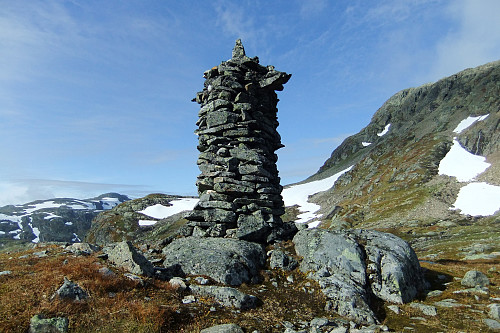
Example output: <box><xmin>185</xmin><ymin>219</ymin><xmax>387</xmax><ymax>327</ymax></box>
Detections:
<box><xmin>293</xmin><ymin>228</ymin><xmax>427</xmax><ymax>324</ymax></box>
<box><xmin>162</xmin><ymin>237</ymin><xmax>265</xmax><ymax>285</ymax></box>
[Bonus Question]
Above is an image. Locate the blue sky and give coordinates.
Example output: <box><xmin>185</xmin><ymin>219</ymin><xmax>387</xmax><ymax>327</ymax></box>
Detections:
<box><xmin>1</xmin><ymin>0</ymin><xmax>500</xmax><ymax>205</ymax></box>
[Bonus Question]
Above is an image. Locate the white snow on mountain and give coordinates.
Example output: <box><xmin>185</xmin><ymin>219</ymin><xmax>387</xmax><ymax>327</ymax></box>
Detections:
<box><xmin>138</xmin><ymin>198</ymin><xmax>199</xmax><ymax>226</ymax></box>
<box><xmin>453</xmin><ymin>115</ymin><xmax>489</xmax><ymax>134</ymax></box>
<box><xmin>438</xmin><ymin>139</ymin><xmax>490</xmax><ymax>182</ymax></box>
<box><xmin>362</xmin><ymin>142</ymin><xmax>372</xmax><ymax>147</ymax></box>
<box><xmin>452</xmin><ymin>182</ymin><xmax>500</xmax><ymax>216</ymax></box>
<box><xmin>282</xmin><ymin>166</ymin><xmax>353</xmax><ymax>226</ymax></box>
<box><xmin>377</xmin><ymin>124</ymin><xmax>391</xmax><ymax>137</ymax></box>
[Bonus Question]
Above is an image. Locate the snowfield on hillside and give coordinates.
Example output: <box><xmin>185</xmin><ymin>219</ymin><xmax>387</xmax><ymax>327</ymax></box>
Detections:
<box><xmin>138</xmin><ymin>198</ymin><xmax>199</xmax><ymax>226</ymax></box>
<box><xmin>452</xmin><ymin>182</ymin><xmax>500</xmax><ymax>216</ymax></box>
<box><xmin>282</xmin><ymin>166</ymin><xmax>353</xmax><ymax>227</ymax></box>
<box><xmin>438</xmin><ymin>139</ymin><xmax>490</xmax><ymax>182</ymax></box>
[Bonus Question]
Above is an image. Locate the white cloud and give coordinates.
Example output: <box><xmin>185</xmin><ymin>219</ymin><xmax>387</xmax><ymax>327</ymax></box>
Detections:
<box><xmin>0</xmin><ymin>179</ymin><xmax>149</xmax><ymax>206</ymax></box>
<box><xmin>430</xmin><ymin>0</ymin><xmax>500</xmax><ymax>79</ymax></box>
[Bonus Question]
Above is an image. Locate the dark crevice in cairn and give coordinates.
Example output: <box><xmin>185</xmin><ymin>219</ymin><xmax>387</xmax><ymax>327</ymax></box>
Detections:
<box><xmin>186</xmin><ymin>39</ymin><xmax>293</xmax><ymax>244</ymax></box>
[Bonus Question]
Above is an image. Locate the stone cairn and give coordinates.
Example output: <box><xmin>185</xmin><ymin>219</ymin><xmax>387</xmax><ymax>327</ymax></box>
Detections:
<box><xmin>186</xmin><ymin>39</ymin><xmax>292</xmax><ymax>243</ymax></box>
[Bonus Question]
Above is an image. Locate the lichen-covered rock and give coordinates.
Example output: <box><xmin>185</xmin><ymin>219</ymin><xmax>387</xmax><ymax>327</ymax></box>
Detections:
<box><xmin>293</xmin><ymin>228</ymin><xmax>426</xmax><ymax>324</ymax></box>
<box><xmin>103</xmin><ymin>241</ymin><xmax>155</xmax><ymax>277</ymax></box>
<box><xmin>162</xmin><ymin>237</ymin><xmax>264</xmax><ymax>285</ymax></box>
<box><xmin>29</xmin><ymin>314</ymin><xmax>68</xmax><ymax>333</ymax></box>
<box><xmin>461</xmin><ymin>270</ymin><xmax>490</xmax><ymax>287</ymax></box>
<box><xmin>190</xmin><ymin>285</ymin><xmax>258</xmax><ymax>310</ymax></box>
<box><xmin>268</xmin><ymin>249</ymin><xmax>298</xmax><ymax>271</ymax></box>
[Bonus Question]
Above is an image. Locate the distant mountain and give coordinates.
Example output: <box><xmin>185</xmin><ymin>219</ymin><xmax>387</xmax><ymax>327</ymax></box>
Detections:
<box><xmin>0</xmin><ymin>193</ymin><xmax>130</xmax><ymax>245</ymax></box>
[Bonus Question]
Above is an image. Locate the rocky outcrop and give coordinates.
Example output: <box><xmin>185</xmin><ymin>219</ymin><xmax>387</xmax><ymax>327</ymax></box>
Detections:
<box><xmin>293</xmin><ymin>228</ymin><xmax>427</xmax><ymax>324</ymax></box>
<box><xmin>186</xmin><ymin>39</ymin><xmax>292</xmax><ymax>243</ymax></box>
<box><xmin>86</xmin><ymin>193</ymin><xmax>191</xmax><ymax>245</ymax></box>
<box><xmin>53</xmin><ymin>277</ymin><xmax>88</xmax><ymax>301</ymax></box>
<box><xmin>162</xmin><ymin>237</ymin><xmax>265</xmax><ymax>285</ymax></box>
<box><xmin>103</xmin><ymin>241</ymin><xmax>155</xmax><ymax>277</ymax></box>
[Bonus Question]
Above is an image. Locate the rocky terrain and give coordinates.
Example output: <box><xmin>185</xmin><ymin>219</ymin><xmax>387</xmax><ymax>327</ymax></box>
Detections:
<box><xmin>0</xmin><ymin>193</ymin><xmax>129</xmax><ymax>246</ymax></box>
<box><xmin>0</xmin><ymin>54</ymin><xmax>499</xmax><ymax>332</ymax></box>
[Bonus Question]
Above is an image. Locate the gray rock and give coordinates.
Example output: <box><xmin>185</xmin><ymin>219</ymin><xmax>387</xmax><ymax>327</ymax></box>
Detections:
<box><xmin>409</xmin><ymin>303</ymin><xmax>437</xmax><ymax>316</ymax></box>
<box><xmin>54</xmin><ymin>277</ymin><xmax>87</xmax><ymax>301</ymax></box>
<box><xmin>162</xmin><ymin>237</ymin><xmax>264</xmax><ymax>285</ymax></box>
<box><xmin>200</xmin><ymin>323</ymin><xmax>244</xmax><ymax>333</ymax></box>
<box><xmin>425</xmin><ymin>290</ymin><xmax>443</xmax><ymax>298</ymax></box>
<box><xmin>268</xmin><ymin>249</ymin><xmax>298</xmax><ymax>271</ymax></box>
<box><xmin>65</xmin><ymin>242</ymin><xmax>100</xmax><ymax>256</ymax></box>
<box><xmin>169</xmin><ymin>277</ymin><xmax>187</xmax><ymax>291</ymax></box>
<box><xmin>387</xmin><ymin>305</ymin><xmax>400</xmax><ymax>314</ymax></box>
<box><xmin>310</xmin><ymin>317</ymin><xmax>330</xmax><ymax>328</ymax></box>
<box><xmin>483</xmin><ymin>318</ymin><xmax>500</xmax><ymax>330</ymax></box>
<box><xmin>293</xmin><ymin>228</ymin><xmax>425</xmax><ymax>324</ymax></box>
<box><xmin>190</xmin><ymin>285</ymin><xmax>258</xmax><ymax>310</ymax></box>
<box><xmin>98</xmin><ymin>266</ymin><xmax>116</xmax><ymax>277</ymax></box>
<box><xmin>461</xmin><ymin>270</ymin><xmax>490</xmax><ymax>287</ymax></box>
<box><xmin>434</xmin><ymin>299</ymin><xmax>465</xmax><ymax>308</ymax></box>
<box><xmin>489</xmin><ymin>304</ymin><xmax>500</xmax><ymax>320</ymax></box>
<box><xmin>103</xmin><ymin>241</ymin><xmax>154</xmax><ymax>277</ymax></box>
<box><xmin>124</xmin><ymin>273</ymin><xmax>145</xmax><ymax>285</ymax></box>
<box><xmin>29</xmin><ymin>314</ymin><xmax>68</xmax><ymax>333</ymax></box>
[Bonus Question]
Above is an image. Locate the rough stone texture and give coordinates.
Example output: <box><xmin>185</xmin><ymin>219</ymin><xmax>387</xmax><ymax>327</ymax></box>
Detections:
<box><xmin>489</xmin><ymin>304</ymin><xmax>500</xmax><ymax>320</ymax></box>
<box><xmin>54</xmin><ymin>277</ymin><xmax>88</xmax><ymax>301</ymax></box>
<box><xmin>268</xmin><ymin>248</ymin><xmax>298</xmax><ymax>271</ymax></box>
<box><xmin>186</xmin><ymin>39</ymin><xmax>292</xmax><ymax>244</ymax></box>
<box><xmin>200</xmin><ymin>323</ymin><xmax>244</xmax><ymax>333</ymax></box>
<box><xmin>483</xmin><ymin>318</ymin><xmax>500</xmax><ymax>330</ymax></box>
<box><xmin>409</xmin><ymin>303</ymin><xmax>437</xmax><ymax>316</ymax></box>
<box><xmin>29</xmin><ymin>314</ymin><xmax>69</xmax><ymax>333</ymax></box>
<box><xmin>162</xmin><ymin>237</ymin><xmax>265</xmax><ymax>285</ymax></box>
<box><xmin>103</xmin><ymin>241</ymin><xmax>155</xmax><ymax>277</ymax></box>
<box><xmin>461</xmin><ymin>270</ymin><xmax>490</xmax><ymax>287</ymax></box>
<box><xmin>190</xmin><ymin>285</ymin><xmax>258</xmax><ymax>310</ymax></box>
<box><xmin>65</xmin><ymin>242</ymin><xmax>100</xmax><ymax>256</ymax></box>
<box><xmin>293</xmin><ymin>228</ymin><xmax>426</xmax><ymax>324</ymax></box>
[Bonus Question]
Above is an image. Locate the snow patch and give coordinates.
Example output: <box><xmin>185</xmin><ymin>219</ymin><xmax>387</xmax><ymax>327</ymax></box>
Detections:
<box><xmin>452</xmin><ymin>182</ymin><xmax>500</xmax><ymax>216</ymax></box>
<box><xmin>23</xmin><ymin>201</ymin><xmax>61</xmax><ymax>214</ymax></box>
<box><xmin>362</xmin><ymin>142</ymin><xmax>372</xmax><ymax>147</ymax></box>
<box><xmin>65</xmin><ymin>222</ymin><xmax>73</xmax><ymax>226</ymax></box>
<box><xmin>282</xmin><ymin>166</ymin><xmax>353</xmax><ymax>225</ymax></box>
<box><xmin>377</xmin><ymin>124</ymin><xmax>391</xmax><ymax>137</ymax></box>
<box><xmin>31</xmin><ymin>226</ymin><xmax>40</xmax><ymax>243</ymax></box>
<box><xmin>438</xmin><ymin>139</ymin><xmax>490</xmax><ymax>182</ymax></box>
<box><xmin>453</xmin><ymin>115</ymin><xmax>489</xmax><ymax>134</ymax></box>
<box><xmin>139</xmin><ymin>220</ymin><xmax>158</xmax><ymax>227</ymax></box>
<box><xmin>44</xmin><ymin>213</ymin><xmax>61</xmax><ymax>220</ymax></box>
<box><xmin>139</xmin><ymin>198</ymin><xmax>199</xmax><ymax>219</ymax></box>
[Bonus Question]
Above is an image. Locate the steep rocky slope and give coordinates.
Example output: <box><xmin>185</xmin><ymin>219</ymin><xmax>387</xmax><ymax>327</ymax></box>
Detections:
<box><xmin>303</xmin><ymin>59</ymin><xmax>500</xmax><ymax>260</ymax></box>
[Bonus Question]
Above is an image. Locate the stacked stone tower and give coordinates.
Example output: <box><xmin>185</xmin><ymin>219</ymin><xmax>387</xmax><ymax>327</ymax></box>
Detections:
<box><xmin>186</xmin><ymin>39</ymin><xmax>291</xmax><ymax>243</ymax></box>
